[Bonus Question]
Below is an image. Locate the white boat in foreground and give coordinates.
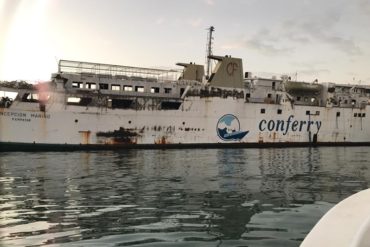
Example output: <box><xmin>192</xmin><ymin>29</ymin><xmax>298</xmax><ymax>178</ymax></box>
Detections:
<box><xmin>301</xmin><ymin>188</ymin><xmax>370</xmax><ymax>247</ymax></box>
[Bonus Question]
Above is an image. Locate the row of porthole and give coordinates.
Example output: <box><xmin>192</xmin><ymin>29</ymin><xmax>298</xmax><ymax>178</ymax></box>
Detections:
<box><xmin>354</xmin><ymin>113</ymin><xmax>366</xmax><ymax>118</ymax></box>
<box><xmin>260</xmin><ymin>109</ymin><xmax>323</xmax><ymax>116</ymax></box>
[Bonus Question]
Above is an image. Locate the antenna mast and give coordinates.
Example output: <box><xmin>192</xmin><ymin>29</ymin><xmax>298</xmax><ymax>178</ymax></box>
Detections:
<box><xmin>205</xmin><ymin>26</ymin><xmax>215</xmax><ymax>79</ymax></box>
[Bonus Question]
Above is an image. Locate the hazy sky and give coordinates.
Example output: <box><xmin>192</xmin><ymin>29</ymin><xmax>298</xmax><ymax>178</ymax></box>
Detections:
<box><xmin>0</xmin><ymin>0</ymin><xmax>369</xmax><ymax>83</ymax></box>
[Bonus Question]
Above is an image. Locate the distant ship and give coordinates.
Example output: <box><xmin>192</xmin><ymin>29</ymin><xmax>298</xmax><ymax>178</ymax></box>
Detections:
<box><xmin>1</xmin><ymin>27</ymin><xmax>370</xmax><ymax>151</ymax></box>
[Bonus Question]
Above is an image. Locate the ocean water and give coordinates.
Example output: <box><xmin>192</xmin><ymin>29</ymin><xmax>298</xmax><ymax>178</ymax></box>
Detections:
<box><xmin>1</xmin><ymin>147</ymin><xmax>370</xmax><ymax>247</ymax></box>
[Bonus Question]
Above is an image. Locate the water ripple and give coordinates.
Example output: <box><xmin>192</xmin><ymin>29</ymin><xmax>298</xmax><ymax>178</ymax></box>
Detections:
<box><xmin>1</xmin><ymin>147</ymin><xmax>370</xmax><ymax>246</ymax></box>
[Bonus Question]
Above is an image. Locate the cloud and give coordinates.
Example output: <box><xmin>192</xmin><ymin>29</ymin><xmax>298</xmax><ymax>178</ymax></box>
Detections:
<box><xmin>188</xmin><ymin>18</ymin><xmax>203</xmax><ymax>27</ymax></box>
<box><xmin>155</xmin><ymin>17</ymin><xmax>165</xmax><ymax>25</ymax></box>
<box><xmin>282</xmin><ymin>14</ymin><xmax>362</xmax><ymax>56</ymax></box>
<box><xmin>204</xmin><ymin>0</ymin><xmax>215</xmax><ymax>6</ymax></box>
<box><xmin>224</xmin><ymin>29</ymin><xmax>294</xmax><ymax>55</ymax></box>
<box><xmin>357</xmin><ymin>0</ymin><xmax>370</xmax><ymax>15</ymax></box>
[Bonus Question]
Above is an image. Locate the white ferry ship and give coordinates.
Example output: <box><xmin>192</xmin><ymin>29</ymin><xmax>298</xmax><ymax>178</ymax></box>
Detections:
<box><xmin>1</xmin><ymin>30</ymin><xmax>370</xmax><ymax>151</ymax></box>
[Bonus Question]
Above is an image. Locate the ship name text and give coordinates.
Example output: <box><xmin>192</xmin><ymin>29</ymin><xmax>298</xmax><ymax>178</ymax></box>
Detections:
<box><xmin>0</xmin><ymin>111</ymin><xmax>51</xmax><ymax>122</ymax></box>
<box><xmin>259</xmin><ymin>115</ymin><xmax>321</xmax><ymax>135</ymax></box>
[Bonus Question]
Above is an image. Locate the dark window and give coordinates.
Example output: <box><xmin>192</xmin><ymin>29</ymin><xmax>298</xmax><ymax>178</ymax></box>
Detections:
<box><xmin>261</xmin><ymin>108</ymin><xmax>265</xmax><ymax>114</ymax></box>
<box><xmin>306</xmin><ymin>110</ymin><xmax>310</xmax><ymax>115</ymax></box>
<box><xmin>86</xmin><ymin>82</ymin><xmax>96</xmax><ymax>89</ymax></box>
<box><xmin>277</xmin><ymin>109</ymin><xmax>282</xmax><ymax>114</ymax></box>
<box><xmin>21</xmin><ymin>93</ymin><xmax>39</xmax><ymax>103</ymax></box>
<box><xmin>72</xmin><ymin>81</ymin><xmax>83</xmax><ymax>88</ymax></box>
<box><xmin>354</xmin><ymin>113</ymin><xmax>358</xmax><ymax>117</ymax></box>
<box><xmin>151</xmin><ymin>87</ymin><xmax>160</xmax><ymax>93</ymax></box>
<box><xmin>135</xmin><ymin>86</ymin><xmax>144</xmax><ymax>92</ymax></box>
<box><xmin>344</xmin><ymin>100</ymin><xmax>348</xmax><ymax>104</ymax></box>
<box><xmin>112</xmin><ymin>99</ymin><xmax>133</xmax><ymax>109</ymax></box>
<box><xmin>99</xmin><ymin>83</ymin><xmax>109</xmax><ymax>90</ymax></box>
<box><xmin>267</xmin><ymin>93</ymin><xmax>272</xmax><ymax>98</ymax></box>
<box><xmin>246</xmin><ymin>93</ymin><xmax>251</xmax><ymax>98</ymax></box>
<box><xmin>272</xmin><ymin>81</ymin><xmax>276</xmax><ymax>90</ymax></box>
<box><xmin>164</xmin><ymin>88</ymin><xmax>172</xmax><ymax>94</ymax></box>
<box><xmin>336</xmin><ymin>112</ymin><xmax>340</xmax><ymax>117</ymax></box>
<box><xmin>180</xmin><ymin>88</ymin><xmax>185</xmax><ymax>96</ymax></box>
<box><xmin>161</xmin><ymin>101</ymin><xmax>181</xmax><ymax>110</ymax></box>
<box><xmin>297</xmin><ymin>96</ymin><xmax>301</xmax><ymax>101</ymax></box>
<box><xmin>363</xmin><ymin>113</ymin><xmax>366</xmax><ymax>117</ymax></box>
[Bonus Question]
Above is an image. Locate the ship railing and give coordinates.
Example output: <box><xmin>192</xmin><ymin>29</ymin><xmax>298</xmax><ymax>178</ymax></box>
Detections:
<box><xmin>58</xmin><ymin>60</ymin><xmax>181</xmax><ymax>82</ymax></box>
<box><xmin>65</xmin><ymin>89</ymin><xmax>183</xmax><ymax>100</ymax></box>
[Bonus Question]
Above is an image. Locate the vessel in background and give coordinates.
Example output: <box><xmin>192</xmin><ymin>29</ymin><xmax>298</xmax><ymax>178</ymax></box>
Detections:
<box><xmin>1</xmin><ymin>27</ymin><xmax>370</xmax><ymax>151</ymax></box>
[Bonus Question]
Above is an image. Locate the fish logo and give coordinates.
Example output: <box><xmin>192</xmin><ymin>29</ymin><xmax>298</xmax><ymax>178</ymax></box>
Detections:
<box><xmin>216</xmin><ymin>114</ymin><xmax>249</xmax><ymax>141</ymax></box>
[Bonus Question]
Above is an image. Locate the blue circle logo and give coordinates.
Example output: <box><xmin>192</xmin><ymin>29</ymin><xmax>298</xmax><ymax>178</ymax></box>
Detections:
<box><xmin>216</xmin><ymin>114</ymin><xmax>249</xmax><ymax>141</ymax></box>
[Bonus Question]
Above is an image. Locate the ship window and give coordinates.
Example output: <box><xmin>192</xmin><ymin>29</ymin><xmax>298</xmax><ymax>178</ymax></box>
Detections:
<box><xmin>164</xmin><ymin>88</ymin><xmax>172</xmax><ymax>94</ymax></box>
<box><xmin>297</xmin><ymin>96</ymin><xmax>301</xmax><ymax>101</ymax></box>
<box><xmin>336</xmin><ymin>112</ymin><xmax>340</xmax><ymax>117</ymax></box>
<box><xmin>21</xmin><ymin>93</ymin><xmax>39</xmax><ymax>103</ymax></box>
<box><xmin>267</xmin><ymin>93</ymin><xmax>272</xmax><ymax>98</ymax></box>
<box><xmin>112</xmin><ymin>99</ymin><xmax>133</xmax><ymax>109</ymax></box>
<box><xmin>306</xmin><ymin>110</ymin><xmax>310</xmax><ymax>115</ymax></box>
<box><xmin>246</xmin><ymin>93</ymin><xmax>251</xmax><ymax>98</ymax></box>
<box><xmin>260</xmin><ymin>108</ymin><xmax>265</xmax><ymax>114</ymax></box>
<box><xmin>99</xmin><ymin>83</ymin><xmax>109</xmax><ymax>90</ymax></box>
<box><xmin>135</xmin><ymin>86</ymin><xmax>144</xmax><ymax>92</ymax></box>
<box><xmin>304</xmin><ymin>97</ymin><xmax>308</xmax><ymax>102</ymax></box>
<box><xmin>277</xmin><ymin>109</ymin><xmax>282</xmax><ymax>114</ymax></box>
<box><xmin>354</xmin><ymin>113</ymin><xmax>358</xmax><ymax>117</ymax></box>
<box><xmin>0</xmin><ymin>91</ymin><xmax>17</xmax><ymax>108</ymax></box>
<box><xmin>311</xmin><ymin>97</ymin><xmax>316</xmax><ymax>103</ymax></box>
<box><xmin>86</xmin><ymin>82</ymin><xmax>96</xmax><ymax>89</ymax></box>
<box><xmin>67</xmin><ymin>97</ymin><xmax>92</xmax><ymax>106</ymax></box>
<box><xmin>161</xmin><ymin>101</ymin><xmax>181</xmax><ymax>110</ymax></box>
<box><xmin>362</xmin><ymin>113</ymin><xmax>366</xmax><ymax>117</ymax></box>
<box><xmin>124</xmin><ymin>85</ymin><xmax>133</xmax><ymax>91</ymax></box>
<box><xmin>111</xmin><ymin>84</ymin><xmax>121</xmax><ymax>91</ymax></box>
<box><xmin>151</xmin><ymin>87</ymin><xmax>160</xmax><ymax>93</ymax></box>
<box><xmin>344</xmin><ymin>100</ymin><xmax>348</xmax><ymax>104</ymax></box>
<box><xmin>316</xmin><ymin>111</ymin><xmax>320</xmax><ymax>115</ymax></box>
<box><xmin>72</xmin><ymin>81</ymin><xmax>83</xmax><ymax>88</ymax></box>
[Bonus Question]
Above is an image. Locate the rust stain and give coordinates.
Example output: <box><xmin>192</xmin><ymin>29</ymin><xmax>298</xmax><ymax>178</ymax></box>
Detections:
<box><xmin>79</xmin><ymin>131</ymin><xmax>91</xmax><ymax>144</ymax></box>
<box><xmin>272</xmin><ymin>132</ymin><xmax>277</xmax><ymax>141</ymax></box>
<box><xmin>258</xmin><ymin>133</ymin><xmax>264</xmax><ymax>143</ymax></box>
<box><xmin>96</xmin><ymin>127</ymin><xmax>139</xmax><ymax>144</ymax></box>
<box><xmin>154</xmin><ymin>136</ymin><xmax>168</xmax><ymax>144</ymax></box>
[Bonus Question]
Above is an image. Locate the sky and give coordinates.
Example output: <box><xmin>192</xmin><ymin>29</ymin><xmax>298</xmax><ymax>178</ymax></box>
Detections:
<box><xmin>0</xmin><ymin>0</ymin><xmax>370</xmax><ymax>83</ymax></box>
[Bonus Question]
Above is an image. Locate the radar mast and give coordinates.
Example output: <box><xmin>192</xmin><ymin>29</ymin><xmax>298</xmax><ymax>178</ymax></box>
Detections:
<box><xmin>205</xmin><ymin>26</ymin><xmax>215</xmax><ymax>79</ymax></box>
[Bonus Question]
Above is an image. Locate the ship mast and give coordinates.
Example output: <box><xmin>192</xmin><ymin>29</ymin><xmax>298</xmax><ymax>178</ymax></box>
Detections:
<box><xmin>205</xmin><ymin>26</ymin><xmax>215</xmax><ymax>79</ymax></box>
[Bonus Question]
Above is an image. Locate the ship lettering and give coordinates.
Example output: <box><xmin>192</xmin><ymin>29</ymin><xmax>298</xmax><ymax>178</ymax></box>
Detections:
<box><xmin>30</xmin><ymin>113</ymin><xmax>50</xmax><ymax>119</ymax></box>
<box><xmin>0</xmin><ymin>111</ymin><xmax>27</xmax><ymax>118</ymax></box>
<box><xmin>259</xmin><ymin>115</ymin><xmax>322</xmax><ymax>135</ymax></box>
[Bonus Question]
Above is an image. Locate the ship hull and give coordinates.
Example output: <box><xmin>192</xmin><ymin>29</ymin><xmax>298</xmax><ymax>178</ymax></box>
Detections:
<box><xmin>1</xmin><ymin>96</ymin><xmax>370</xmax><ymax>151</ymax></box>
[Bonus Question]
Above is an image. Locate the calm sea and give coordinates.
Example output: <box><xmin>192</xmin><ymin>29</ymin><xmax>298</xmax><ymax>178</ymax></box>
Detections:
<box><xmin>1</xmin><ymin>147</ymin><xmax>370</xmax><ymax>247</ymax></box>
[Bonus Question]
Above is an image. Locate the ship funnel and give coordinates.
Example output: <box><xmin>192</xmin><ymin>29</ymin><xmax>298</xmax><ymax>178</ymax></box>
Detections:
<box><xmin>207</xmin><ymin>55</ymin><xmax>244</xmax><ymax>88</ymax></box>
<box><xmin>176</xmin><ymin>63</ymin><xmax>204</xmax><ymax>82</ymax></box>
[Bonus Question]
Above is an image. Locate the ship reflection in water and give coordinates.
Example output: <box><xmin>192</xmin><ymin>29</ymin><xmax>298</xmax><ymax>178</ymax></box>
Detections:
<box><xmin>1</xmin><ymin>147</ymin><xmax>369</xmax><ymax>246</ymax></box>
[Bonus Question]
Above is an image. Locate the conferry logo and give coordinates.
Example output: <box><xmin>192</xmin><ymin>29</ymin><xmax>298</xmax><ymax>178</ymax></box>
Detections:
<box><xmin>217</xmin><ymin>114</ymin><xmax>249</xmax><ymax>141</ymax></box>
